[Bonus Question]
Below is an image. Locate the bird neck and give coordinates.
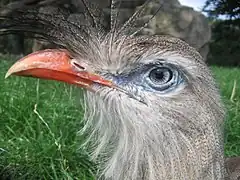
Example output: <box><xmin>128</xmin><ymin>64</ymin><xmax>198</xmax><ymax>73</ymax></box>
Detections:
<box><xmin>82</xmin><ymin>92</ymin><xmax>226</xmax><ymax>180</ymax></box>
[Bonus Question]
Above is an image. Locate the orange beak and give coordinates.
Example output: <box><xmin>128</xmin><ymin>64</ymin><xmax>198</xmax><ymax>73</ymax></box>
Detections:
<box><xmin>5</xmin><ymin>49</ymin><xmax>113</xmax><ymax>90</ymax></box>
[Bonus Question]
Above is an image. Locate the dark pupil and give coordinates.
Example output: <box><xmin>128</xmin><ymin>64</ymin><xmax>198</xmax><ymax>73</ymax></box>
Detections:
<box><xmin>149</xmin><ymin>68</ymin><xmax>172</xmax><ymax>83</ymax></box>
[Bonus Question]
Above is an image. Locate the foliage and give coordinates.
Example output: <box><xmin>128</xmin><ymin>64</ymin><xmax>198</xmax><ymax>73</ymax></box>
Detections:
<box><xmin>203</xmin><ymin>0</ymin><xmax>240</xmax><ymax>66</ymax></box>
<box><xmin>211</xmin><ymin>66</ymin><xmax>240</xmax><ymax>157</ymax></box>
<box><xmin>207</xmin><ymin>19</ymin><xmax>240</xmax><ymax>66</ymax></box>
<box><xmin>203</xmin><ymin>0</ymin><xmax>240</xmax><ymax>19</ymax></box>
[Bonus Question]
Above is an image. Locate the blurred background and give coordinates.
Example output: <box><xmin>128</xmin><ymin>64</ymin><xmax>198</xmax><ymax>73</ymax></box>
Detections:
<box><xmin>0</xmin><ymin>0</ymin><xmax>239</xmax><ymax>66</ymax></box>
<box><xmin>0</xmin><ymin>0</ymin><xmax>239</xmax><ymax>179</ymax></box>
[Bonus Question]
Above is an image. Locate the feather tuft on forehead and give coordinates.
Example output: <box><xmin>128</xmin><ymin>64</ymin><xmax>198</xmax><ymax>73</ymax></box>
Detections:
<box><xmin>0</xmin><ymin>7</ymin><xmax>94</xmax><ymax>55</ymax></box>
<box><xmin>0</xmin><ymin>1</ymin><xmax>161</xmax><ymax>56</ymax></box>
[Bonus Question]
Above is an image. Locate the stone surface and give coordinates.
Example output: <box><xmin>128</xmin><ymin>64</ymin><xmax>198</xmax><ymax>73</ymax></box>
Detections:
<box><xmin>0</xmin><ymin>0</ymin><xmax>211</xmax><ymax>60</ymax></box>
<box><xmin>132</xmin><ymin>0</ymin><xmax>211</xmax><ymax>61</ymax></box>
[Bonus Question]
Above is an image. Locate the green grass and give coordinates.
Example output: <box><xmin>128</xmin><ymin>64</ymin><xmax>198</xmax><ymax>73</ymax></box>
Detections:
<box><xmin>211</xmin><ymin>66</ymin><xmax>240</xmax><ymax>157</ymax></box>
<box><xmin>0</xmin><ymin>59</ymin><xmax>95</xmax><ymax>179</ymax></box>
<box><xmin>0</xmin><ymin>58</ymin><xmax>239</xmax><ymax>179</ymax></box>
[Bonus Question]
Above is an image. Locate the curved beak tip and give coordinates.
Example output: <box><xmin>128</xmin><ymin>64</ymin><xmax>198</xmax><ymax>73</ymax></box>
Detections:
<box><xmin>4</xmin><ymin>49</ymin><xmax>113</xmax><ymax>89</ymax></box>
<box><xmin>5</xmin><ymin>72</ymin><xmax>10</xmax><ymax>79</ymax></box>
<box><xmin>5</xmin><ymin>66</ymin><xmax>17</xmax><ymax>79</ymax></box>
<box><xmin>5</xmin><ymin>58</ymin><xmax>33</xmax><ymax>79</ymax></box>
<box><xmin>5</xmin><ymin>67</ymin><xmax>15</xmax><ymax>79</ymax></box>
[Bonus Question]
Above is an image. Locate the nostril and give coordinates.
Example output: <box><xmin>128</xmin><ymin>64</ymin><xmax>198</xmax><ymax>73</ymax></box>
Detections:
<box><xmin>74</xmin><ymin>62</ymin><xmax>85</xmax><ymax>70</ymax></box>
<box><xmin>71</xmin><ymin>59</ymin><xmax>86</xmax><ymax>71</ymax></box>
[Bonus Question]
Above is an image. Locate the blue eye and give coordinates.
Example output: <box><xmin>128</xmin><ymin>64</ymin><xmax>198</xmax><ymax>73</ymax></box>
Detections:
<box><xmin>149</xmin><ymin>67</ymin><xmax>173</xmax><ymax>84</ymax></box>
<box><xmin>145</xmin><ymin>65</ymin><xmax>183</xmax><ymax>92</ymax></box>
<box><xmin>107</xmin><ymin>63</ymin><xmax>184</xmax><ymax>94</ymax></box>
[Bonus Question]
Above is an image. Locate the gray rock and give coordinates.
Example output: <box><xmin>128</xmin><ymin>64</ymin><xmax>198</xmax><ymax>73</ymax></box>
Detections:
<box><xmin>132</xmin><ymin>0</ymin><xmax>211</xmax><ymax>61</ymax></box>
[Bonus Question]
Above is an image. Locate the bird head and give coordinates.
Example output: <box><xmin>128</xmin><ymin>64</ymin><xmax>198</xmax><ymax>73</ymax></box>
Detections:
<box><xmin>1</xmin><ymin>1</ymin><xmax>225</xmax><ymax>180</ymax></box>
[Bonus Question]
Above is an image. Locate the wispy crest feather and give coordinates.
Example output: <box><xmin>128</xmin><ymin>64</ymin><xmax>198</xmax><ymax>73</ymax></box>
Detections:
<box><xmin>0</xmin><ymin>7</ymin><xmax>93</xmax><ymax>55</ymax></box>
<box><xmin>0</xmin><ymin>0</ymin><xmax>160</xmax><ymax>53</ymax></box>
